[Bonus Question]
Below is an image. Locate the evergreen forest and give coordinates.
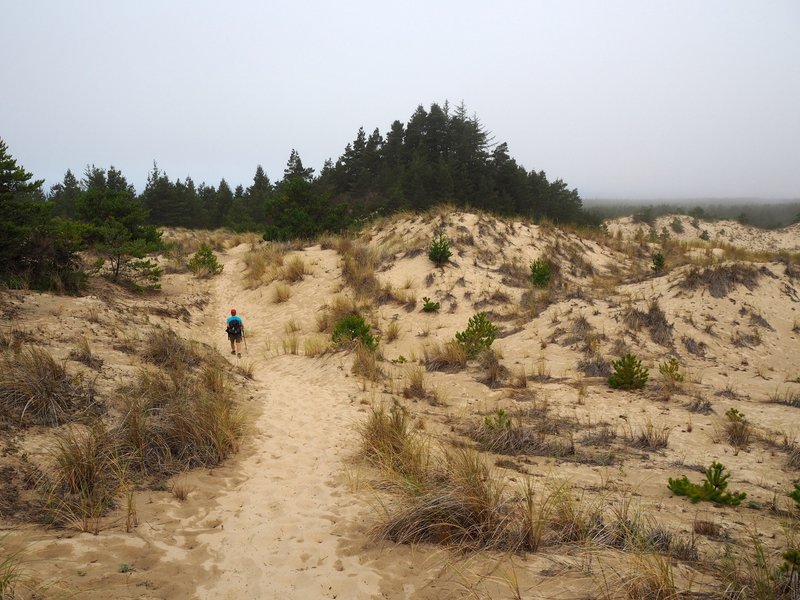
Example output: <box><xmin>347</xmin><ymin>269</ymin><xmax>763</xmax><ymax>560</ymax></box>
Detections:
<box><xmin>2</xmin><ymin>102</ymin><xmax>593</xmax><ymax>291</ymax></box>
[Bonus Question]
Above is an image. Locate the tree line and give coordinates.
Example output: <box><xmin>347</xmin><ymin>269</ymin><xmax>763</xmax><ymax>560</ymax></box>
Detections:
<box><xmin>1</xmin><ymin>102</ymin><xmax>593</xmax><ymax>291</ymax></box>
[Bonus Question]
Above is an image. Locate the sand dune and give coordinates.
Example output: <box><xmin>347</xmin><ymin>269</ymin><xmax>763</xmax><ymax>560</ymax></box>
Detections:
<box><xmin>2</xmin><ymin>211</ymin><xmax>799</xmax><ymax>599</ymax></box>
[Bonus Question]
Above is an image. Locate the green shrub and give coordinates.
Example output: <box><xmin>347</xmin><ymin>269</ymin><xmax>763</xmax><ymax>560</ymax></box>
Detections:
<box><xmin>651</xmin><ymin>252</ymin><xmax>665</xmax><ymax>273</ymax></box>
<box><xmin>332</xmin><ymin>314</ymin><xmax>376</xmax><ymax>350</ymax></box>
<box><xmin>483</xmin><ymin>408</ymin><xmax>512</xmax><ymax>431</ymax></box>
<box><xmin>428</xmin><ymin>233</ymin><xmax>451</xmax><ymax>266</ymax></box>
<box><xmin>790</xmin><ymin>483</ymin><xmax>800</xmax><ymax>510</ymax></box>
<box><xmin>670</xmin><ymin>218</ymin><xmax>684</xmax><ymax>234</ymax></box>
<box><xmin>608</xmin><ymin>354</ymin><xmax>649</xmax><ymax>390</ymax></box>
<box><xmin>455</xmin><ymin>312</ymin><xmax>497</xmax><ymax>359</ymax></box>
<box><xmin>658</xmin><ymin>357</ymin><xmax>684</xmax><ymax>383</ymax></box>
<box><xmin>187</xmin><ymin>244</ymin><xmax>223</xmax><ymax>277</ymax></box>
<box><xmin>699</xmin><ymin>230</ymin><xmax>710</xmax><ymax>241</ymax></box>
<box><xmin>667</xmin><ymin>461</ymin><xmax>747</xmax><ymax>506</ymax></box>
<box><xmin>529</xmin><ymin>258</ymin><xmax>551</xmax><ymax>288</ymax></box>
<box><xmin>421</xmin><ymin>297</ymin><xmax>440</xmax><ymax>313</ymax></box>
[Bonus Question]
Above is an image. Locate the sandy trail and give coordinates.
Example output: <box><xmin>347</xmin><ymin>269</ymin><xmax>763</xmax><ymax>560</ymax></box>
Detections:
<box><xmin>190</xmin><ymin>247</ymin><xmax>385</xmax><ymax>599</ymax></box>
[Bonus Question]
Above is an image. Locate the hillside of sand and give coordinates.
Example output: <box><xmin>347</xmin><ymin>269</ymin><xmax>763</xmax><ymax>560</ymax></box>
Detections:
<box><xmin>1</xmin><ymin>210</ymin><xmax>799</xmax><ymax>599</ymax></box>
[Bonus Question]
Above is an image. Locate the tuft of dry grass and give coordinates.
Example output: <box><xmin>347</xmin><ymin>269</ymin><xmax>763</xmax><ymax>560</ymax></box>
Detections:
<box><xmin>767</xmin><ymin>388</ymin><xmax>800</xmax><ymax>408</ymax></box>
<box><xmin>352</xmin><ymin>342</ymin><xmax>382</xmax><ymax>381</ymax></box>
<box><xmin>40</xmin><ymin>423</ymin><xmax>123</xmax><ymax>533</ymax></box>
<box><xmin>68</xmin><ymin>336</ymin><xmax>104</xmax><ymax>370</ymax></box>
<box><xmin>378</xmin><ymin>448</ymin><xmax>517</xmax><ymax>551</ymax></box>
<box><xmin>272</xmin><ymin>283</ymin><xmax>291</xmax><ymax>303</ymax></box>
<box><xmin>385</xmin><ymin>320</ymin><xmax>400</xmax><ymax>342</ymax></box>
<box><xmin>117</xmin><ymin>362</ymin><xmax>245</xmax><ymax>476</ymax></box>
<box><xmin>403</xmin><ymin>366</ymin><xmax>427</xmax><ymax>399</ymax></box>
<box><xmin>679</xmin><ymin>263</ymin><xmax>763</xmax><ymax>298</ymax></box>
<box><xmin>0</xmin><ymin>347</ymin><xmax>95</xmax><ymax>427</ymax></box>
<box><xmin>143</xmin><ymin>328</ymin><xmax>203</xmax><ymax>370</ymax></box>
<box><xmin>358</xmin><ymin>400</ymin><xmax>429</xmax><ymax>490</ymax></box>
<box><xmin>303</xmin><ymin>335</ymin><xmax>330</xmax><ymax>357</ymax></box>
<box><xmin>423</xmin><ymin>341</ymin><xmax>467</xmax><ymax>373</ymax></box>
<box><xmin>623</xmin><ymin>300</ymin><xmax>673</xmax><ymax>346</ymax></box>
<box><xmin>281</xmin><ymin>255</ymin><xmax>309</xmax><ymax>282</ymax></box>
<box><xmin>281</xmin><ymin>333</ymin><xmax>299</xmax><ymax>355</ymax></box>
<box><xmin>627</xmin><ymin>418</ymin><xmax>671</xmax><ymax>450</ymax></box>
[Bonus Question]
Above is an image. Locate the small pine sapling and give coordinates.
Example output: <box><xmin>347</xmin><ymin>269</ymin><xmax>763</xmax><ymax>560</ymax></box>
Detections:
<box><xmin>651</xmin><ymin>252</ymin><xmax>665</xmax><ymax>273</ymax></box>
<box><xmin>529</xmin><ymin>258</ymin><xmax>551</xmax><ymax>288</ymax></box>
<box><xmin>791</xmin><ymin>483</ymin><xmax>800</xmax><ymax>510</ymax></box>
<box><xmin>455</xmin><ymin>312</ymin><xmax>497</xmax><ymax>359</ymax></box>
<box><xmin>667</xmin><ymin>461</ymin><xmax>747</xmax><ymax>506</ymax></box>
<box><xmin>608</xmin><ymin>353</ymin><xmax>649</xmax><ymax>390</ymax></box>
<box><xmin>428</xmin><ymin>233</ymin><xmax>452</xmax><ymax>267</ymax></box>
<box><xmin>659</xmin><ymin>357</ymin><xmax>684</xmax><ymax>384</ymax></box>
<box><xmin>188</xmin><ymin>244</ymin><xmax>224</xmax><ymax>277</ymax></box>
<box><xmin>421</xmin><ymin>297</ymin><xmax>441</xmax><ymax>313</ymax></box>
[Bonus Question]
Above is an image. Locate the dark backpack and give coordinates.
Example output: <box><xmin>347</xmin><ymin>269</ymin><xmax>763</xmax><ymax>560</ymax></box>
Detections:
<box><xmin>227</xmin><ymin>318</ymin><xmax>242</xmax><ymax>336</ymax></box>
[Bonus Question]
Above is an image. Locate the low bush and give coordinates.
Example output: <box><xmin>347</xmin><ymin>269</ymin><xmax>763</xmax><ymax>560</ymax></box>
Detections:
<box><xmin>790</xmin><ymin>483</ymin><xmax>800</xmax><ymax>510</ymax></box>
<box><xmin>529</xmin><ymin>258</ymin><xmax>551</xmax><ymax>288</ymax></box>
<box><xmin>667</xmin><ymin>462</ymin><xmax>747</xmax><ymax>505</ymax></box>
<box><xmin>455</xmin><ymin>312</ymin><xmax>497</xmax><ymax>359</ymax></box>
<box><xmin>427</xmin><ymin>233</ymin><xmax>451</xmax><ymax>267</ymax></box>
<box><xmin>651</xmin><ymin>252</ymin><xmax>665</xmax><ymax>273</ymax></box>
<box><xmin>187</xmin><ymin>244</ymin><xmax>223</xmax><ymax>277</ymax></box>
<box><xmin>421</xmin><ymin>297</ymin><xmax>440</xmax><ymax>312</ymax></box>
<box><xmin>331</xmin><ymin>314</ymin><xmax>376</xmax><ymax>350</ymax></box>
<box><xmin>608</xmin><ymin>354</ymin><xmax>649</xmax><ymax>390</ymax></box>
<box><xmin>658</xmin><ymin>357</ymin><xmax>684</xmax><ymax>387</ymax></box>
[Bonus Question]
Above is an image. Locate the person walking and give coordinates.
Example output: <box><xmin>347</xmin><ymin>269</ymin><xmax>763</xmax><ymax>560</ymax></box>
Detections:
<box><xmin>226</xmin><ymin>308</ymin><xmax>245</xmax><ymax>357</ymax></box>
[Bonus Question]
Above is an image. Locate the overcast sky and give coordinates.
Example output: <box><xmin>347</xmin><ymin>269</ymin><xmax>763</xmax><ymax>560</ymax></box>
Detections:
<box><xmin>2</xmin><ymin>0</ymin><xmax>799</xmax><ymax>200</ymax></box>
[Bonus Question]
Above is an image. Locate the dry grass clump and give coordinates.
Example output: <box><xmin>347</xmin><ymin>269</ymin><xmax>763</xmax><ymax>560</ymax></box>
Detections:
<box><xmin>0</xmin><ymin>347</ymin><xmax>96</xmax><ymax>427</ymax></box>
<box><xmin>423</xmin><ymin>341</ymin><xmax>467</xmax><ymax>372</ymax></box>
<box><xmin>242</xmin><ymin>243</ymin><xmax>286</xmax><ymax>288</ymax></box>
<box><xmin>476</xmin><ymin>348</ymin><xmax>508</xmax><ymax>387</ymax></box>
<box><xmin>142</xmin><ymin>328</ymin><xmax>203</xmax><ymax>370</ymax></box>
<box><xmin>577</xmin><ymin>353</ymin><xmax>612</xmax><ymax>377</ymax></box>
<box><xmin>716</xmin><ymin>532</ymin><xmax>799</xmax><ymax>600</ymax></box>
<box><xmin>341</xmin><ymin>243</ymin><xmax>381</xmax><ymax>297</ymax></box>
<box><xmin>466</xmin><ymin>408</ymin><xmax>573</xmax><ymax>458</ymax></box>
<box><xmin>303</xmin><ymin>335</ymin><xmax>330</xmax><ymax>357</ymax></box>
<box><xmin>281</xmin><ymin>255</ymin><xmax>309</xmax><ymax>282</ymax></box>
<box><xmin>378</xmin><ymin>448</ymin><xmax>519</xmax><ymax>551</ymax></box>
<box><xmin>272</xmin><ymin>282</ymin><xmax>291</xmax><ymax>303</ymax></box>
<box><xmin>681</xmin><ymin>335</ymin><xmax>707</xmax><ymax>357</ymax></box>
<box><xmin>385</xmin><ymin>320</ymin><xmax>400</xmax><ymax>342</ymax></box>
<box><xmin>68</xmin><ymin>336</ymin><xmax>103</xmax><ymax>370</ymax></box>
<box><xmin>687</xmin><ymin>396</ymin><xmax>713</xmax><ymax>414</ymax></box>
<box><xmin>768</xmin><ymin>389</ymin><xmax>800</xmax><ymax>408</ymax></box>
<box><xmin>615</xmin><ymin>552</ymin><xmax>678</xmax><ymax>600</ymax></box>
<box><xmin>623</xmin><ymin>300</ymin><xmax>673</xmax><ymax>346</ymax></box>
<box><xmin>722</xmin><ymin>409</ymin><xmax>753</xmax><ymax>450</ymax></box>
<box><xmin>626</xmin><ymin>418</ymin><xmax>671</xmax><ymax>450</ymax></box>
<box><xmin>351</xmin><ymin>342</ymin><xmax>382</xmax><ymax>381</ymax></box>
<box><xmin>403</xmin><ymin>366</ymin><xmax>428</xmax><ymax>400</ymax></box>
<box><xmin>678</xmin><ymin>263</ymin><xmax>762</xmax><ymax>298</ymax></box>
<box><xmin>40</xmin><ymin>423</ymin><xmax>124</xmax><ymax>533</ymax></box>
<box><xmin>358</xmin><ymin>400</ymin><xmax>429</xmax><ymax>490</ymax></box>
<box><xmin>117</xmin><ymin>362</ymin><xmax>245</xmax><ymax>475</ymax></box>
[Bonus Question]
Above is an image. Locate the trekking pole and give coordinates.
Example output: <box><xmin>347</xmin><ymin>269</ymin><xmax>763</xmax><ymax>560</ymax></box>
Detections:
<box><xmin>243</xmin><ymin>330</ymin><xmax>248</xmax><ymax>355</ymax></box>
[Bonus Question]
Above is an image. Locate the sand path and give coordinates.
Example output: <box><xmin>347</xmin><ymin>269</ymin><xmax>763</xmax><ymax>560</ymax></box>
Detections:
<box><xmin>190</xmin><ymin>247</ymin><xmax>385</xmax><ymax>599</ymax></box>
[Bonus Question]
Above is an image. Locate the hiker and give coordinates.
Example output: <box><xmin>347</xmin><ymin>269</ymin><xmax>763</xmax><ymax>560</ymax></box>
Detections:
<box><xmin>226</xmin><ymin>308</ymin><xmax>244</xmax><ymax>357</ymax></box>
